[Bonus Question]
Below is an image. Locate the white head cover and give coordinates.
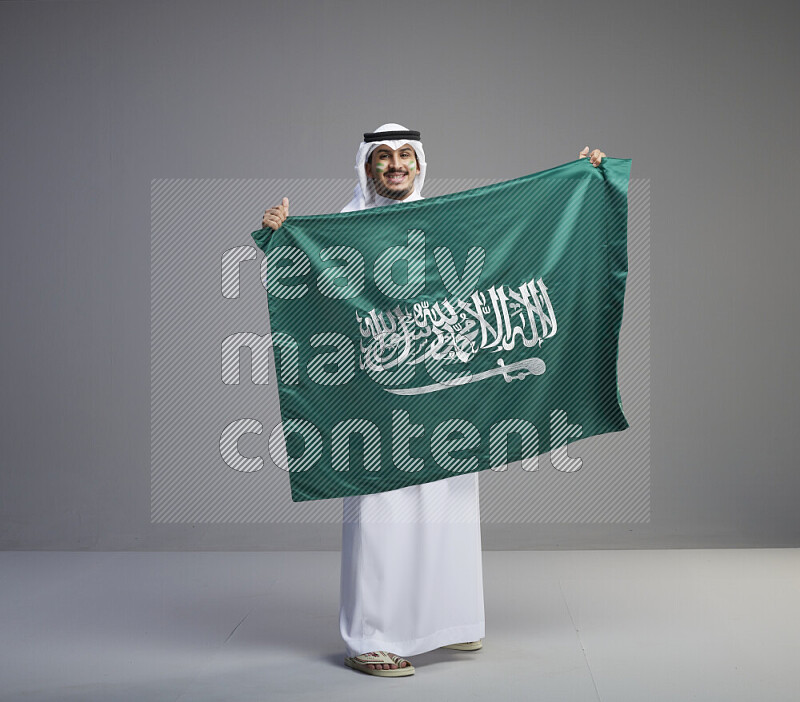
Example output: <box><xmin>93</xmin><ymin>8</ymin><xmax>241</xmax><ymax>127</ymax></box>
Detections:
<box><xmin>340</xmin><ymin>122</ymin><xmax>427</xmax><ymax>212</ymax></box>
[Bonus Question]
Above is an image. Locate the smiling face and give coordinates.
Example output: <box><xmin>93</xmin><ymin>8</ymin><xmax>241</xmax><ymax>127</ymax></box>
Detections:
<box><xmin>365</xmin><ymin>144</ymin><xmax>419</xmax><ymax>200</ymax></box>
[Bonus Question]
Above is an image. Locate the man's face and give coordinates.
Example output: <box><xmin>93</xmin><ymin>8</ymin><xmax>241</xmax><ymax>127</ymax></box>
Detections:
<box><xmin>365</xmin><ymin>143</ymin><xmax>419</xmax><ymax>200</ymax></box>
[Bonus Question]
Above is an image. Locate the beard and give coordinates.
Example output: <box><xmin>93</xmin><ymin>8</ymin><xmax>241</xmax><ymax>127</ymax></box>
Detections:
<box><xmin>374</xmin><ymin>171</ymin><xmax>415</xmax><ymax>199</ymax></box>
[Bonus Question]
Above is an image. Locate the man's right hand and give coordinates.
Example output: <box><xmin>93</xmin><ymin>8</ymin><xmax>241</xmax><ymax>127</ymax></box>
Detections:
<box><xmin>262</xmin><ymin>197</ymin><xmax>289</xmax><ymax>230</ymax></box>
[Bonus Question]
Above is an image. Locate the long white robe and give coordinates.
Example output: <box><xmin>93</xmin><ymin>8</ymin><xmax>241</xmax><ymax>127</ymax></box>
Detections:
<box><xmin>338</xmin><ymin>190</ymin><xmax>486</xmax><ymax>658</ymax></box>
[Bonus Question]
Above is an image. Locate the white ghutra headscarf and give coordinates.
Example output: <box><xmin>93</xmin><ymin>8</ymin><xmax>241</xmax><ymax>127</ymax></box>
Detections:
<box><xmin>340</xmin><ymin>122</ymin><xmax>427</xmax><ymax>212</ymax></box>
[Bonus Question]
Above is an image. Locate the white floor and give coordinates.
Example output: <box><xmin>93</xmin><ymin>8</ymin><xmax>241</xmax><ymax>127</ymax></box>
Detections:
<box><xmin>0</xmin><ymin>549</ymin><xmax>797</xmax><ymax>701</ymax></box>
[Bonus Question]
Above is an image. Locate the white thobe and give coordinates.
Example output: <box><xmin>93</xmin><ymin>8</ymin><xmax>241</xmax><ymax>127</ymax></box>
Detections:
<box><xmin>339</xmin><ymin>190</ymin><xmax>486</xmax><ymax>658</ymax></box>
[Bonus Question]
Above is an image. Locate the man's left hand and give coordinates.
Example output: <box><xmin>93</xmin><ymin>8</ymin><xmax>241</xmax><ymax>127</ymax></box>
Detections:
<box><xmin>578</xmin><ymin>146</ymin><xmax>606</xmax><ymax>167</ymax></box>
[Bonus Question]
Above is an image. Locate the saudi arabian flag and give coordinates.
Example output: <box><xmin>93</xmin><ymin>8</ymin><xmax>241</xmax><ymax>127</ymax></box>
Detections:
<box><xmin>251</xmin><ymin>157</ymin><xmax>631</xmax><ymax>502</ymax></box>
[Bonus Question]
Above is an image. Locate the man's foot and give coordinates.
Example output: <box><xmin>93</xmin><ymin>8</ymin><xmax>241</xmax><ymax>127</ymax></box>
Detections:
<box><xmin>362</xmin><ymin>651</ymin><xmax>411</xmax><ymax>669</ymax></box>
<box><xmin>440</xmin><ymin>640</ymin><xmax>483</xmax><ymax>651</ymax></box>
<box><xmin>344</xmin><ymin>651</ymin><xmax>415</xmax><ymax>677</ymax></box>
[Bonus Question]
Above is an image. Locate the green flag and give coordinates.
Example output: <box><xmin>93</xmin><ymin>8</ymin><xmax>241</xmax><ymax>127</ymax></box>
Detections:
<box><xmin>251</xmin><ymin>157</ymin><xmax>631</xmax><ymax>502</ymax></box>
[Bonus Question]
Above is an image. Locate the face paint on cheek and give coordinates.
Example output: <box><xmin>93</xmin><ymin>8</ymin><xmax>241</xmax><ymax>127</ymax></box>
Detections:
<box><xmin>408</xmin><ymin>162</ymin><xmax>416</xmax><ymax>171</ymax></box>
<box><xmin>375</xmin><ymin>163</ymin><xmax>386</xmax><ymax>172</ymax></box>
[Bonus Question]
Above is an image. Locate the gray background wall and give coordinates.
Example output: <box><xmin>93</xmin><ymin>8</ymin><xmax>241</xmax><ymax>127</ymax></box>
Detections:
<box><xmin>1</xmin><ymin>0</ymin><xmax>797</xmax><ymax>550</ymax></box>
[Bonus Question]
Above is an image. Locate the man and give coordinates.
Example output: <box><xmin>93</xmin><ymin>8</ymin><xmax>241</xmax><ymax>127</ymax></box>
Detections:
<box><xmin>260</xmin><ymin>125</ymin><xmax>606</xmax><ymax>677</ymax></box>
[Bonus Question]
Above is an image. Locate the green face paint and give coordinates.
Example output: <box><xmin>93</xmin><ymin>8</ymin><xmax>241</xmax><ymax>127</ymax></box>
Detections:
<box><xmin>375</xmin><ymin>163</ymin><xmax>386</xmax><ymax>172</ymax></box>
<box><xmin>408</xmin><ymin>161</ymin><xmax>415</xmax><ymax>170</ymax></box>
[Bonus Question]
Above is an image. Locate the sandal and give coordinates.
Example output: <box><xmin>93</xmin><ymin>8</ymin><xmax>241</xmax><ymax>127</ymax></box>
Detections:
<box><xmin>441</xmin><ymin>640</ymin><xmax>483</xmax><ymax>651</ymax></box>
<box><xmin>344</xmin><ymin>650</ymin><xmax>415</xmax><ymax>677</ymax></box>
